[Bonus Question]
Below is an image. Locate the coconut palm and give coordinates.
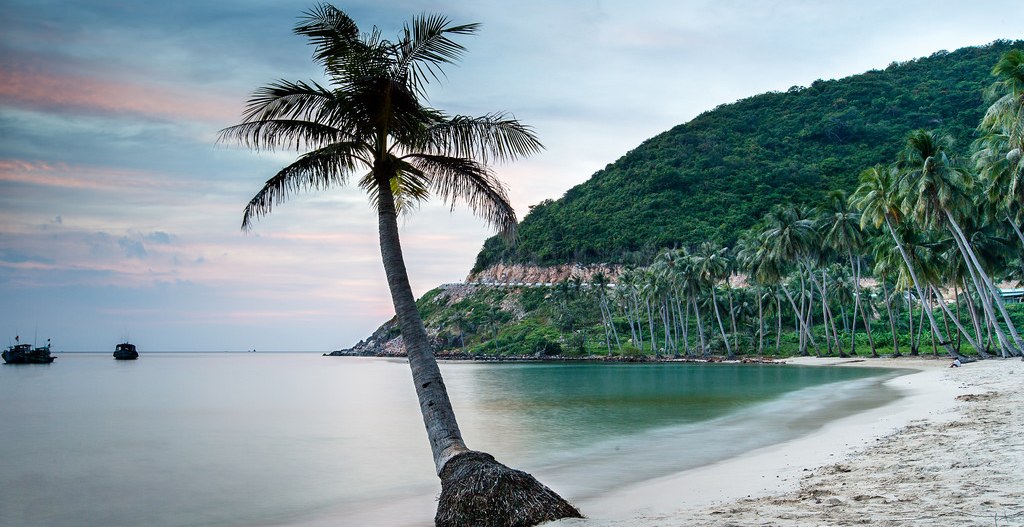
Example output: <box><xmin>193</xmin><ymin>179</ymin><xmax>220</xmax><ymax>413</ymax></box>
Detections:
<box><xmin>900</xmin><ymin>130</ymin><xmax>1022</xmax><ymax>357</ymax></box>
<box><xmin>591</xmin><ymin>271</ymin><xmax>620</xmax><ymax>355</ymax></box>
<box><xmin>759</xmin><ymin>204</ymin><xmax>822</xmax><ymax>355</ymax></box>
<box><xmin>818</xmin><ymin>190</ymin><xmax>876</xmax><ymax>356</ymax></box>
<box><xmin>975</xmin><ymin>49</ymin><xmax>1024</xmax><ymax>252</ymax></box>
<box><xmin>853</xmin><ymin>164</ymin><xmax>964</xmax><ymax>359</ymax></box>
<box><xmin>692</xmin><ymin>242</ymin><xmax>733</xmax><ymax>358</ymax></box>
<box><xmin>219</xmin><ymin>6</ymin><xmax>579</xmax><ymax>524</ymax></box>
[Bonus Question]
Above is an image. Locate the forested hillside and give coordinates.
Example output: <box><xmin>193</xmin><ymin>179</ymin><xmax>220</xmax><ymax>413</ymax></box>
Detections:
<box><xmin>474</xmin><ymin>40</ymin><xmax>1023</xmax><ymax>271</ymax></box>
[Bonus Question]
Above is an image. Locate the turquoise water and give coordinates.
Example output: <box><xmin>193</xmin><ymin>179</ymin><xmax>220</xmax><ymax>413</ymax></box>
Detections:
<box><xmin>0</xmin><ymin>354</ymin><xmax>903</xmax><ymax>526</ymax></box>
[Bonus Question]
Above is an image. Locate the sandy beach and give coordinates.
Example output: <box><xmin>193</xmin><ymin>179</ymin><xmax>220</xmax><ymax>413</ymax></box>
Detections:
<box><xmin>549</xmin><ymin>356</ymin><xmax>1024</xmax><ymax>526</ymax></box>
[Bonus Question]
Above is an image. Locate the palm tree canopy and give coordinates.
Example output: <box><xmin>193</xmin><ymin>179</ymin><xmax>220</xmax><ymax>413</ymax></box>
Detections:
<box><xmin>976</xmin><ymin>49</ymin><xmax>1024</xmax><ymax>213</ymax></box>
<box><xmin>218</xmin><ymin>4</ymin><xmax>543</xmax><ymax>237</ymax></box>
<box><xmin>898</xmin><ymin>129</ymin><xmax>974</xmax><ymax>230</ymax></box>
<box><xmin>759</xmin><ymin>204</ymin><xmax>819</xmax><ymax>265</ymax></box>
<box><xmin>852</xmin><ymin>165</ymin><xmax>904</xmax><ymax>229</ymax></box>
<box><xmin>818</xmin><ymin>190</ymin><xmax>863</xmax><ymax>254</ymax></box>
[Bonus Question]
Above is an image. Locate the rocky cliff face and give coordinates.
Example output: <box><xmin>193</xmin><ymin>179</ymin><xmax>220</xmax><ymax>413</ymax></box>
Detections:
<box><xmin>466</xmin><ymin>263</ymin><xmax>622</xmax><ymax>285</ymax></box>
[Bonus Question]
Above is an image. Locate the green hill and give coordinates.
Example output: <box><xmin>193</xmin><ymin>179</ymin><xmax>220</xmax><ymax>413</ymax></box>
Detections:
<box><xmin>473</xmin><ymin>40</ymin><xmax>1023</xmax><ymax>272</ymax></box>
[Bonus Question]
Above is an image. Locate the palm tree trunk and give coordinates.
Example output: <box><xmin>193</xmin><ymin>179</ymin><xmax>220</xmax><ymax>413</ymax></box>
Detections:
<box><xmin>881</xmin><ymin>280</ymin><xmax>898</xmax><ymax>357</ymax></box>
<box><xmin>645</xmin><ymin>298</ymin><xmax>657</xmax><ymax>357</ymax></box>
<box><xmin>906</xmin><ymin>294</ymin><xmax>915</xmax><ymax>356</ymax></box>
<box><xmin>728</xmin><ymin>287</ymin><xmax>738</xmax><ymax>355</ymax></box>
<box><xmin>945</xmin><ymin>217</ymin><xmax>1018</xmax><ymax>356</ymax></box>
<box><xmin>946</xmin><ymin>214</ymin><xmax>1023</xmax><ymax>355</ymax></box>
<box><xmin>377</xmin><ymin>181</ymin><xmax>467</xmax><ymax>474</ymax></box>
<box><xmin>682</xmin><ymin>294</ymin><xmax>692</xmax><ymax>357</ymax></box>
<box><xmin>858</xmin><ymin>296</ymin><xmax>877</xmax><ymax>356</ymax></box>
<box><xmin>884</xmin><ymin>216</ymin><xmax>956</xmax><ymax>357</ymax></box>
<box><xmin>934</xmin><ymin>286</ymin><xmax>984</xmax><ymax>353</ymax></box>
<box><xmin>963</xmin><ymin>281</ymin><xmax>986</xmax><ymax>352</ymax></box>
<box><xmin>757</xmin><ymin>287</ymin><xmax>765</xmax><ymax>355</ymax></box>
<box><xmin>1007</xmin><ymin>213</ymin><xmax>1024</xmax><ymax>249</ymax></box>
<box><xmin>775</xmin><ymin>295</ymin><xmax>783</xmax><ymax>354</ymax></box>
<box><xmin>711</xmin><ymin>288</ymin><xmax>732</xmax><ymax>358</ymax></box>
<box><xmin>781</xmin><ymin>284</ymin><xmax>817</xmax><ymax>355</ymax></box>
<box><xmin>693</xmin><ymin>296</ymin><xmax>707</xmax><ymax>356</ymax></box>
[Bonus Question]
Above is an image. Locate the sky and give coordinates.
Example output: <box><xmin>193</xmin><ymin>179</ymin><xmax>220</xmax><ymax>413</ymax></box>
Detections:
<box><xmin>0</xmin><ymin>1</ymin><xmax>1020</xmax><ymax>352</ymax></box>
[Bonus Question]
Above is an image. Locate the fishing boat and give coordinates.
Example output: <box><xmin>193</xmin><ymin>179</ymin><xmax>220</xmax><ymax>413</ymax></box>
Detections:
<box><xmin>113</xmin><ymin>342</ymin><xmax>139</xmax><ymax>360</ymax></box>
<box><xmin>3</xmin><ymin>338</ymin><xmax>56</xmax><ymax>364</ymax></box>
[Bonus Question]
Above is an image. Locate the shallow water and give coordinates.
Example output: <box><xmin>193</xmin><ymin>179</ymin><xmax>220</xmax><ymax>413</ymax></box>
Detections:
<box><xmin>0</xmin><ymin>353</ymin><xmax>903</xmax><ymax>526</ymax></box>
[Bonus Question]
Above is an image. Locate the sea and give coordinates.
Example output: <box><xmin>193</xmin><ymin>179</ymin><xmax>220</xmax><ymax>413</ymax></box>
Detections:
<box><xmin>0</xmin><ymin>353</ymin><xmax>906</xmax><ymax>526</ymax></box>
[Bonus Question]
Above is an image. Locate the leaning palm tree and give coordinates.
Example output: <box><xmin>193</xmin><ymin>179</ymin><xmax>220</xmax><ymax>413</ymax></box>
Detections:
<box><xmin>853</xmin><ymin>164</ymin><xmax>961</xmax><ymax>359</ymax></box>
<box><xmin>975</xmin><ymin>49</ymin><xmax>1024</xmax><ymax>249</ymax></box>
<box><xmin>219</xmin><ymin>6</ymin><xmax>579</xmax><ymax>525</ymax></box>
<box><xmin>900</xmin><ymin>129</ymin><xmax>1022</xmax><ymax>357</ymax></box>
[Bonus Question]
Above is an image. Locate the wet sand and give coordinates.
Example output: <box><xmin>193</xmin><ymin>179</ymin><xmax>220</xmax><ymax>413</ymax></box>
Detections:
<box><xmin>549</xmin><ymin>356</ymin><xmax>1024</xmax><ymax>526</ymax></box>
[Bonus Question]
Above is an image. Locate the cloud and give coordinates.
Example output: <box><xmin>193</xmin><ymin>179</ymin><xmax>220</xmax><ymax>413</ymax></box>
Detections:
<box><xmin>146</xmin><ymin>231</ymin><xmax>173</xmax><ymax>244</ymax></box>
<box><xmin>0</xmin><ymin>63</ymin><xmax>240</xmax><ymax>124</ymax></box>
<box><xmin>118</xmin><ymin>236</ymin><xmax>147</xmax><ymax>259</ymax></box>
<box><xmin>0</xmin><ymin>159</ymin><xmax>181</xmax><ymax>192</ymax></box>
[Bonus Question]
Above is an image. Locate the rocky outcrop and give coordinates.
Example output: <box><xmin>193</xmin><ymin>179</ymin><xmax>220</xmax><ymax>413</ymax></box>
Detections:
<box><xmin>329</xmin><ymin>284</ymin><xmax>501</xmax><ymax>357</ymax></box>
<box><xmin>328</xmin><ymin>317</ymin><xmax>407</xmax><ymax>357</ymax></box>
<box><xmin>466</xmin><ymin>263</ymin><xmax>622</xmax><ymax>285</ymax></box>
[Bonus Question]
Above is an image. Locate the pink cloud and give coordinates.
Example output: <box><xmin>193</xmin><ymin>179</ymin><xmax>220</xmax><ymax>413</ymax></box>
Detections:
<box><xmin>0</xmin><ymin>159</ymin><xmax>181</xmax><ymax>191</ymax></box>
<box><xmin>0</xmin><ymin>65</ymin><xmax>240</xmax><ymax>123</ymax></box>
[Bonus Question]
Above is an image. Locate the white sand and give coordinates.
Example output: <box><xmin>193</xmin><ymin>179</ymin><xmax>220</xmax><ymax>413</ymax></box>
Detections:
<box><xmin>548</xmin><ymin>356</ymin><xmax>1024</xmax><ymax>526</ymax></box>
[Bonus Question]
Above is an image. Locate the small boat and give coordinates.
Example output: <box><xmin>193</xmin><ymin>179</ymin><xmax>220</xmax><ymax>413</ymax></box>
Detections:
<box><xmin>113</xmin><ymin>342</ymin><xmax>139</xmax><ymax>360</ymax></box>
<box><xmin>3</xmin><ymin>339</ymin><xmax>56</xmax><ymax>364</ymax></box>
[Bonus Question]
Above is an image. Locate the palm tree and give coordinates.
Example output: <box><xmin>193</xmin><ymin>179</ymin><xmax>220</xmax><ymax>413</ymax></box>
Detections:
<box><xmin>219</xmin><ymin>6</ymin><xmax>579</xmax><ymax>525</ymax></box>
<box><xmin>591</xmin><ymin>271</ymin><xmax>620</xmax><ymax>355</ymax></box>
<box><xmin>693</xmin><ymin>242</ymin><xmax>733</xmax><ymax>358</ymax></box>
<box><xmin>819</xmin><ymin>190</ymin><xmax>875</xmax><ymax>356</ymax></box>
<box><xmin>975</xmin><ymin>49</ymin><xmax>1024</xmax><ymax>248</ymax></box>
<box><xmin>853</xmin><ymin>164</ymin><xmax>962</xmax><ymax>359</ymax></box>
<box><xmin>900</xmin><ymin>130</ymin><xmax>1022</xmax><ymax>357</ymax></box>
<box><xmin>759</xmin><ymin>204</ymin><xmax>821</xmax><ymax>355</ymax></box>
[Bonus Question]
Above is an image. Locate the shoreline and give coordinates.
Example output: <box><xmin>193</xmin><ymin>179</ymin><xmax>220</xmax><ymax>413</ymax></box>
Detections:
<box><xmin>548</xmin><ymin>356</ymin><xmax>1024</xmax><ymax>526</ymax></box>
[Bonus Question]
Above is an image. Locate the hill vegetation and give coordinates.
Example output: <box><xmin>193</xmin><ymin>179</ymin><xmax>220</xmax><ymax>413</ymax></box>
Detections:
<box><xmin>474</xmin><ymin>40</ymin><xmax>1023</xmax><ymax>270</ymax></box>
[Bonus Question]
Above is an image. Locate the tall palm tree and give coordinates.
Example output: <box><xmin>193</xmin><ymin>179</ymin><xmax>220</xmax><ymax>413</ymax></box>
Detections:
<box><xmin>900</xmin><ymin>130</ymin><xmax>1022</xmax><ymax>357</ymax></box>
<box><xmin>975</xmin><ymin>50</ymin><xmax>1024</xmax><ymax>252</ymax></box>
<box><xmin>693</xmin><ymin>242</ymin><xmax>733</xmax><ymax>357</ymax></box>
<box><xmin>219</xmin><ymin>6</ymin><xmax>579</xmax><ymax>525</ymax></box>
<box><xmin>759</xmin><ymin>204</ymin><xmax>820</xmax><ymax>355</ymax></box>
<box><xmin>818</xmin><ymin>190</ymin><xmax>875</xmax><ymax>356</ymax></box>
<box><xmin>853</xmin><ymin>164</ymin><xmax>961</xmax><ymax>359</ymax></box>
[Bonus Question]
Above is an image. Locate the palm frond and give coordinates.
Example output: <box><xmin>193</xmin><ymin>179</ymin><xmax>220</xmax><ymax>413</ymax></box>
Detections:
<box><xmin>242</xmin><ymin>143</ymin><xmax>365</xmax><ymax>230</ymax></box>
<box><xmin>294</xmin><ymin>3</ymin><xmax>362</xmax><ymax>71</ymax></box>
<box><xmin>359</xmin><ymin>158</ymin><xmax>432</xmax><ymax>217</ymax></box>
<box><xmin>240</xmin><ymin>80</ymin><xmax>334</xmax><ymax>122</ymax></box>
<box><xmin>219</xmin><ymin>119</ymin><xmax>344</xmax><ymax>152</ymax></box>
<box><xmin>218</xmin><ymin>80</ymin><xmax>345</xmax><ymax>151</ymax></box>
<box><xmin>396</xmin><ymin>14</ymin><xmax>480</xmax><ymax>95</ymax></box>
<box><xmin>422</xmin><ymin>113</ymin><xmax>543</xmax><ymax>164</ymax></box>
<box><xmin>407</xmin><ymin>154</ymin><xmax>517</xmax><ymax>239</ymax></box>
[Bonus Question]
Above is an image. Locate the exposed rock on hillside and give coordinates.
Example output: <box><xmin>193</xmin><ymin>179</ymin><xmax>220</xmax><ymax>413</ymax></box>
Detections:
<box><xmin>466</xmin><ymin>263</ymin><xmax>622</xmax><ymax>285</ymax></box>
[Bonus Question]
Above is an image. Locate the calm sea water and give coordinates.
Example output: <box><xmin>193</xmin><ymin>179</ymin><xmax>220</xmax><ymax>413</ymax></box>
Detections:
<box><xmin>0</xmin><ymin>353</ymin><xmax>903</xmax><ymax>526</ymax></box>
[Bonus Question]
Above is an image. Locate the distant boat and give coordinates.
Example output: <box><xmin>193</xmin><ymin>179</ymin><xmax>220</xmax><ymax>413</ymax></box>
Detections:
<box><xmin>113</xmin><ymin>342</ymin><xmax>139</xmax><ymax>360</ymax></box>
<box><xmin>3</xmin><ymin>339</ymin><xmax>56</xmax><ymax>364</ymax></box>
